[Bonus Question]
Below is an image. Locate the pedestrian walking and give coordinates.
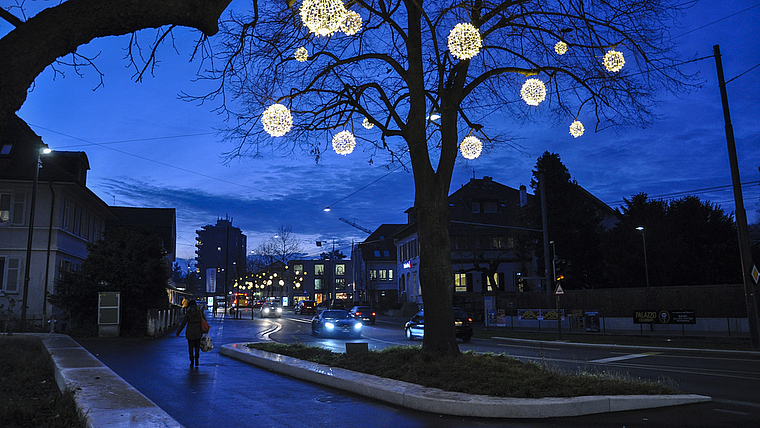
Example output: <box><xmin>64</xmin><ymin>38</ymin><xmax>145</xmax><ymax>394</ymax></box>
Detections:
<box><xmin>176</xmin><ymin>300</ymin><xmax>207</xmax><ymax>367</ymax></box>
<box><xmin>212</xmin><ymin>300</ymin><xmax>218</xmax><ymax>317</ymax></box>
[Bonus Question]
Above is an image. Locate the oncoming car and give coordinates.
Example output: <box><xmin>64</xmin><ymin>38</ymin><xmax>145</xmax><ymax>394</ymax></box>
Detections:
<box><xmin>260</xmin><ymin>303</ymin><xmax>283</xmax><ymax>318</ymax></box>
<box><xmin>311</xmin><ymin>310</ymin><xmax>362</xmax><ymax>338</ymax></box>
<box><xmin>404</xmin><ymin>308</ymin><xmax>473</xmax><ymax>343</ymax></box>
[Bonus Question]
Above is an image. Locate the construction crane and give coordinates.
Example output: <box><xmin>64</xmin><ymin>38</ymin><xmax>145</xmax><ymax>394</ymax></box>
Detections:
<box><xmin>338</xmin><ymin>217</ymin><xmax>372</xmax><ymax>234</ymax></box>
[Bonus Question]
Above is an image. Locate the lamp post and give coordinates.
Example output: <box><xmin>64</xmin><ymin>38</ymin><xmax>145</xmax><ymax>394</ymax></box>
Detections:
<box><xmin>636</xmin><ymin>227</ymin><xmax>650</xmax><ymax>288</ymax></box>
<box><xmin>21</xmin><ymin>146</ymin><xmax>51</xmax><ymax>332</ymax></box>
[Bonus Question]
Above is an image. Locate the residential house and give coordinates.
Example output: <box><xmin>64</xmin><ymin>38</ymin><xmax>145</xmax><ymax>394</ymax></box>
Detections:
<box><xmin>0</xmin><ymin>118</ymin><xmax>117</xmax><ymax>329</ymax></box>
<box><xmin>351</xmin><ymin>224</ymin><xmax>404</xmax><ymax>309</ymax></box>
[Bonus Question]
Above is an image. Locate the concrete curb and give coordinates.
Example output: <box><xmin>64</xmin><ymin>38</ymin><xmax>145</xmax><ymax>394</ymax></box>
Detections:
<box><xmin>220</xmin><ymin>342</ymin><xmax>711</xmax><ymax>418</ymax></box>
<box><xmin>35</xmin><ymin>334</ymin><xmax>184</xmax><ymax>428</ymax></box>
<box><xmin>490</xmin><ymin>336</ymin><xmax>760</xmax><ymax>357</ymax></box>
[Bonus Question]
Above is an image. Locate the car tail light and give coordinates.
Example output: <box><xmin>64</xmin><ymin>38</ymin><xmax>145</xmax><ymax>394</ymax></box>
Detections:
<box><xmin>371</xmin><ymin>312</ymin><xmax>376</xmax><ymax>316</ymax></box>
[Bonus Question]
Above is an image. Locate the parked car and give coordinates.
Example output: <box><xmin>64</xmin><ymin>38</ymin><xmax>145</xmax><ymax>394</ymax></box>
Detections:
<box><xmin>329</xmin><ymin>299</ymin><xmax>346</xmax><ymax>310</ymax></box>
<box><xmin>404</xmin><ymin>308</ymin><xmax>473</xmax><ymax>342</ymax></box>
<box><xmin>311</xmin><ymin>310</ymin><xmax>362</xmax><ymax>338</ymax></box>
<box><xmin>260</xmin><ymin>302</ymin><xmax>283</xmax><ymax>318</ymax></box>
<box><xmin>349</xmin><ymin>306</ymin><xmax>376</xmax><ymax>325</ymax></box>
<box><xmin>295</xmin><ymin>300</ymin><xmax>317</xmax><ymax>315</ymax></box>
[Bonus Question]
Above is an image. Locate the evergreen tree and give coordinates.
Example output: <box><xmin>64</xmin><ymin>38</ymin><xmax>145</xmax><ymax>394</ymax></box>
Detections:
<box><xmin>50</xmin><ymin>227</ymin><xmax>171</xmax><ymax>336</ymax></box>
<box><xmin>530</xmin><ymin>152</ymin><xmax>606</xmax><ymax>289</ymax></box>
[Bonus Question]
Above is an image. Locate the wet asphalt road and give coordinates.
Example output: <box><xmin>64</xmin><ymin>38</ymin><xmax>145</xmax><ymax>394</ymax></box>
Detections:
<box><xmin>75</xmin><ymin>312</ymin><xmax>760</xmax><ymax>428</ymax></box>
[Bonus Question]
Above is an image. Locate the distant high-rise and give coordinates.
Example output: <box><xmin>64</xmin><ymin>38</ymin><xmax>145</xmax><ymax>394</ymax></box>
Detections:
<box><xmin>195</xmin><ymin>217</ymin><xmax>247</xmax><ymax>302</ymax></box>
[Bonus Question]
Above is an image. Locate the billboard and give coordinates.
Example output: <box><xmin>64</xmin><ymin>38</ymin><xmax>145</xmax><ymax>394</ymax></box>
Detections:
<box><xmin>206</xmin><ymin>268</ymin><xmax>217</xmax><ymax>294</ymax></box>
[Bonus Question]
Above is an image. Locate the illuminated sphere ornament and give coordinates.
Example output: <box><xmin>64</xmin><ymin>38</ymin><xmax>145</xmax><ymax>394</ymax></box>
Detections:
<box><xmin>300</xmin><ymin>0</ymin><xmax>347</xmax><ymax>36</ymax></box>
<box><xmin>340</xmin><ymin>10</ymin><xmax>362</xmax><ymax>35</ymax></box>
<box><xmin>261</xmin><ymin>104</ymin><xmax>293</xmax><ymax>137</ymax></box>
<box><xmin>554</xmin><ymin>41</ymin><xmax>568</xmax><ymax>55</ymax></box>
<box><xmin>362</xmin><ymin>117</ymin><xmax>374</xmax><ymax>129</ymax></box>
<box><xmin>448</xmin><ymin>23</ymin><xmax>482</xmax><ymax>60</ymax></box>
<box><xmin>459</xmin><ymin>135</ymin><xmax>482</xmax><ymax>160</ymax></box>
<box><xmin>603</xmin><ymin>49</ymin><xmax>625</xmax><ymax>72</ymax></box>
<box><xmin>569</xmin><ymin>120</ymin><xmax>585</xmax><ymax>138</ymax></box>
<box><xmin>520</xmin><ymin>78</ymin><xmax>547</xmax><ymax>106</ymax></box>
<box><xmin>332</xmin><ymin>130</ymin><xmax>356</xmax><ymax>155</ymax></box>
<box><xmin>294</xmin><ymin>47</ymin><xmax>308</xmax><ymax>62</ymax></box>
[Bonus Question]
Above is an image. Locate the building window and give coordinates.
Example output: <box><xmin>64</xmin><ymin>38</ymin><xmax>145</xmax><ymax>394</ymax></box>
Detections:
<box><xmin>383</xmin><ymin>250</ymin><xmax>390</xmax><ymax>257</ymax></box>
<box><xmin>378</xmin><ymin>270</ymin><xmax>387</xmax><ymax>281</ymax></box>
<box><xmin>455</xmin><ymin>273</ymin><xmax>468</xmax><ymax>292</ymax></box>
<box><xmin>335</xmin><ymin>278</ymin><xmax>346</xmax><ymax>290</ymax></box>
<box><xmin>472</xmin><ymin>202</ymin><xmax>480</xmax><ymax>213</ymax></box>
<box><xmin>369</xmin><ymin>270</ymin><xmax>377</xmax><ymax>280</ymax></box>
<box><xmin>1</xmin><ymin>192</ymin><xmax>26</xmax><ymax>225</ymax></box>
<box><xmin>0</xmin><ymin>193</ymin><xmax>11</xmax><ymax>223</ymax></box>
<box><xmin>314</xmin><ymin>278</ymin><xmax>323</xmax><ymax>291</ymax></box>
<box><xmin>0</xmin><ymin>143</ymin><xmax>12</xmax><ymax>155</ymax></box>
<box><xmin>388</xmin><ymin>269</ymin><xmax>393</xmax><ymax>281</ymax></box>
<box><xmin>374</xmin><ymin>250</ymin><xmax>381</xmax><ymax>257</ymax></box>
<box><xmin>293</xmin><ymin>264</ymin><xmax>303</xmax><ymax>274</ymax></box>
<box><xmin>335</xmin><ymin>264</ymin><xmax>345</xmax><ymax>276</ymax></box>
<box><xmin>492</xmin><ymin>237</ymin><xmax>507</xmax><ymax>249</ymax></box>
<box><xmin>484</xmin><ymin>201</ymin><xmax>498</xmax><ymax>213</ymax></box>
<box><xmin>315</xmin><ymin>264</ymin><xmax>324</xmax><ymax>276</ymax></box>
<box><xmin>0</xmin><ymin>256</ymin><xmax>21</xmax><ymax>293</ymax></box>
<box><xmin>485</xmin><ymin>273</ymin><xmax>505</xmax><ymax>292</ymax></box>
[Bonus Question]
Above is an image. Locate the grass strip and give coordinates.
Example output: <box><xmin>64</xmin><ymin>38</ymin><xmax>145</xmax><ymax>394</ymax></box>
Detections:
<box><xmin>0</xmin><ymin>336</ymin><xmax>86</xmax><ymax>428</ymax></box>
<box><xmin>248</xmin><ymin>342</ymin><xmax>676</xmax><ymax>398</ymax></box>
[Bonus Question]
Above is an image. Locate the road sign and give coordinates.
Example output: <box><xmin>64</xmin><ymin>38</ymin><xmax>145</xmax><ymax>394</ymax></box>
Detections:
<box><xmin>554</xmin><ymin>284</ymin><xmax>565</xmax><ymax>295</ymax></box>
<box><xmin>752</xmin><ymin>265</ymin><xmax>759</xmax><ymax>284</ymax></box>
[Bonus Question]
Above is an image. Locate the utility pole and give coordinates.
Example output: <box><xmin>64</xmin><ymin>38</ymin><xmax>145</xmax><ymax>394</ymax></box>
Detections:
<box><xmin>539</xmin><ymin>173</ymin><xmax>551</xmax><ymax>295</ymax></box>
<box><xmin>714</xmin><ymin>45</ymin><xmax>760</xmax><ymax>350</ymax></box>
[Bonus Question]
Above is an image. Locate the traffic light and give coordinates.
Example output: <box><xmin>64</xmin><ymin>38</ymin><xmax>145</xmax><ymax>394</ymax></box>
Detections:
<box><xmin>554</xmin><ymin>259</ymin><xmax>567</xmax><ymax>282</ymax></box>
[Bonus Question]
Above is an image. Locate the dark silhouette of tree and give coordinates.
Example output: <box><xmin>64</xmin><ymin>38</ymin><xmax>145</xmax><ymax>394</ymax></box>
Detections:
<box><xmin>603</xmin><ymin>194</ymin><xmax>741</xmax><ymax>287</ymax></box>
<box><xmin>49</xmin><ymin>227</ymin><xmax>171</xmax><ymax>336</ymax></box>
<box><xmin>530</xmin><ymin>152</ymin><xmax>605</xmax><ymax>289</ymax></box>
<box><xmin>193</xmin><ymin>1</ymin><xmax>696</xmax><ymax>356</ymax></box>
<box><xmin>0</xmin><ymin>0</ymin><xmax>235</xmax><ymax>139</ymax></box>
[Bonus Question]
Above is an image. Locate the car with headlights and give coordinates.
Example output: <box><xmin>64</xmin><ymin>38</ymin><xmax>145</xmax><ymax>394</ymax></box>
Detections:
<box><xmin>348</xmin><ymin>305</ymin><xmax>376</xmax><ymax>325</ymax></box>
<box><xmin>404</xmin><ymin>307</ymin><xmax>473</xmax><ymax>343</ymax></box>
<box><xmin>260</xmin><ymin>302</ymin><xmax>283</xmax><ymax>318</ymax></box>
<box><xmin>311</xmin><ymin>310</ymin><xmax>362</xmax><ymax>338</ymax></box>
<box><xmin>294</xmin><ymin>300</ymin><xmax>317</xmax><ymax>315</ymax></box>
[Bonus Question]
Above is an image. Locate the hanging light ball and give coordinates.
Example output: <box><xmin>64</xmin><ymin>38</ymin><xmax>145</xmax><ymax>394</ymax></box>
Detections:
<box><xmin>261</xmin><ymin>104</ymin><xmax>293</xmax><ymax>137</ymax></box>
<box><xmin>604</xmin><ymin>49</ymin><xmax>625</xmax><ymax>72</ymax></box>
<box><xmin>294</xmin><ymin>47</ymin><xmax>308</xmax><ymax>62</ymax></box>
<box><xmin>300</xmin><ymin>0</ymin><xmax>347</xmax><ymax>37</ymax></box>
<box><xmin>332</xmin><ymin>130</ymin><xmax>356</xmax><ymax>155</ymax></box>
<box><xmin>554</xmin><ymin>41</ymin><xmax>568</xmax><ymax>55</ymax></box>
<box><xmin>520</xmin><ymin>78</ymin><xmax>547</xmax><ymax>106</ymax></box>
<box><xmin>459</xmin><ymin>135</ymin><xmax>482</xmax><ymax>160</ymax></box>
<box><xmin>569</xmin><ymin>120</ymin><xmax>585</xmax><ymax>138</ymax></box>
<box><xmin>362</xmin><ymin>117</ymin><xmax>374</xmax><ymax>129</ymax></box>
<box><xmin>448</xmin><ymin>23</ymin><xmax>482</xmax><ymax>60</ymax></box>
<box><xmin>340</xmin><ymin>10</ymin><xmax>362</xmax><ymax>35</ymax></box>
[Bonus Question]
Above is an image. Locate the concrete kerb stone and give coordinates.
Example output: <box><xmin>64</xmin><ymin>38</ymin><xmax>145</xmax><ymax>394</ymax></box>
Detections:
<box><xmin>220</xmin><ymin>342</ymin><xmax>711</xmax><ymax>419</ymax></box>
<box><xmin>34</xmin><ymin>333</ymin><xmax>185</xmax><ymax>428</ymax></box>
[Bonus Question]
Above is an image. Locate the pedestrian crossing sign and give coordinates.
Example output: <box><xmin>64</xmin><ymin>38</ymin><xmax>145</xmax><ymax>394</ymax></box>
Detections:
<box><xmin>554</xmin><ymin>284</ymin><xmax>565</xmax><ymax>295</ymax></box>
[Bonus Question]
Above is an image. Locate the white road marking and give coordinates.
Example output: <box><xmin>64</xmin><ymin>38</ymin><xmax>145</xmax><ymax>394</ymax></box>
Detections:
<box><xmin>590</xmin><ymin>352</ymin><xmax>660</xmax><ymax>363</ymax></box>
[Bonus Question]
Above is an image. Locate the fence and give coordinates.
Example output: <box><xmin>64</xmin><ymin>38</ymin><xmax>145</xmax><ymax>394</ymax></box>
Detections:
<box><xmin>146</xmin><ymin>307</ymin><xmax>182</xmax><ymax>338</ymax></box>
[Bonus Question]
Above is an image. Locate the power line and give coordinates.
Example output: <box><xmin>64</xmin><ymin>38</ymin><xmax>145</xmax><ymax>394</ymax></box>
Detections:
<box><xmin>673</xmin><ymin>3</ymin><xmax>760</xmax><ymax>39</ymax></box>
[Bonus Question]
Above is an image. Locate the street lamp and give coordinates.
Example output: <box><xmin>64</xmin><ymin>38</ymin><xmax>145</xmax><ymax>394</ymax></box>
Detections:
<box><xmin>636</xmin><ymin>227</ymin><xmax>650</xmax><ymax>288</ymax></box>
<box><xmin>21</xmin><ymin>146</ymin><xmax>51</xmax><ymax>331</ymax></box>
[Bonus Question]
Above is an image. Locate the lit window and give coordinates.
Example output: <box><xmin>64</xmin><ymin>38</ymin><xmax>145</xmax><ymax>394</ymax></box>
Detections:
<box><xmin>369</xmin><ymin>270</ymin><xmax>377</xmax><ymax>280</ymax></box>
<box><xmin>378</xmin><ymin>270</ymin><xmax>387</xmax><ymax>280</ymax></box>
<box><xmin>388</xmin><ymin>269</ymin><xmax>393</xmax><ymax>280</ymax></box>
<box><xmin>315</xmin><ymin>264</ymin><xmax>324</xmax><ymax>275</ymax></box>
<box><xmin>335</xmin><ymin>264</ymin><xmax>345</xmax><ymax>276</ymax></box>
<box><xmin>455</xmin><ymin>273</ymin><xmax>468</xmax><ymax>292</ymax></box>
<box><xmin>314</xmin><ymin>278</ymin><xmax>323</xmax><ymax>290</ymax></box>
<box><xmin>335</xmin><ymin>278</ymin><xmax>346</xmax><ymax>290</ymax></box>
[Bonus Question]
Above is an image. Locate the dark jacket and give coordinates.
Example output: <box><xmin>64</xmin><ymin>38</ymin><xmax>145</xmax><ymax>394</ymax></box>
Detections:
<box><xmin>177</xmin><ymin>306</ymin><xmax>206</xmax><ymax>340</ymax></box>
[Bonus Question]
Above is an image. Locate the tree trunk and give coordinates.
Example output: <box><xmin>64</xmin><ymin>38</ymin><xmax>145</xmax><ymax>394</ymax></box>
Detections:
<box><xmin>0</xmin><ymin>0</ymin><xmax>233</xmax><ymax>137</ymax></box>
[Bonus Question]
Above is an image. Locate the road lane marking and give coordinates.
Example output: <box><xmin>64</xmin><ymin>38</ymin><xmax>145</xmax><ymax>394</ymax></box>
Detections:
<box><xmin>590</xmin><ymin>352</ymin><xmax>661</xmax><ymax>363</ymax></box>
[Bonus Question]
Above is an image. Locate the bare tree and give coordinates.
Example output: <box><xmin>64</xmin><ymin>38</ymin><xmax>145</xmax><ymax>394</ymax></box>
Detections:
<box><xmin>193</xmin><ymin>1</ymin><xmax>695</xmax><ymax>356</ymax></box>
<box><xmin>0</xmin><ymin>0</ymin><xmax>237</xmax><ymax>138</ymax></box>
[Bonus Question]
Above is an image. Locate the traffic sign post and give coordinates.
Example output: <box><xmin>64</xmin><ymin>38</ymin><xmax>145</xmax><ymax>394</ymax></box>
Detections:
<box><xmin>554</xmin><ymin>284</ymin><xmax>564</xmax><ymax>339</ymax></box>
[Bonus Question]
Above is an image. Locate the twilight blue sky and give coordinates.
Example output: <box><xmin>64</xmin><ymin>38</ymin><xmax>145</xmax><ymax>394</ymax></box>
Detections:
<box><xmin>7</xmin><ymin>0</ymin><xmax>760</xmax><ymax>261</ymax></box>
